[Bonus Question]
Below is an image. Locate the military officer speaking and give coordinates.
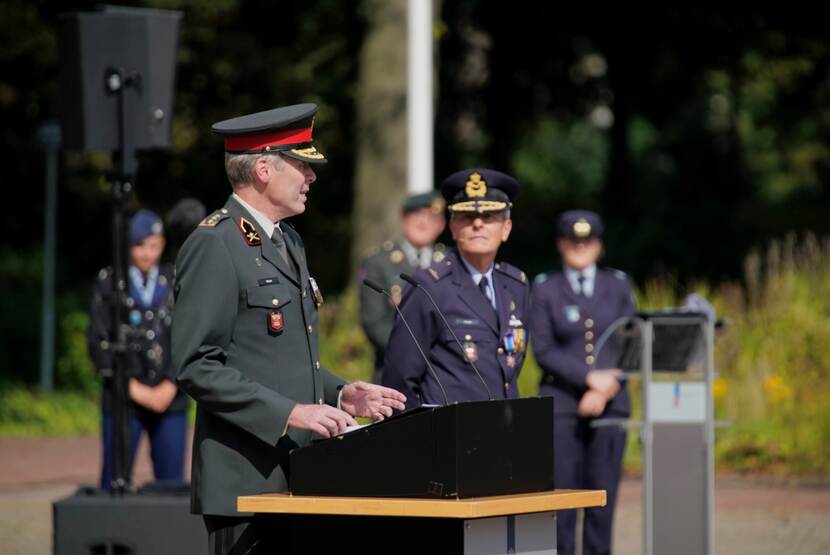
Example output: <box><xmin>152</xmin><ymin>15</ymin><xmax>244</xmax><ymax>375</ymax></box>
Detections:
<box><xmin>381</xmin><ymin>169</ymin><xmax>530</xmax><ymax>410</ymax></box>
<box><xmin>171</xmin><ymin>103</ymin><xmax>406</xmax><ymax>554</ymax></box>
<box><xmin>528</xmin><ymin>210</ymin><xmax>635</xmax><ymax>555</ymax></box>
<box><xmin>358</xmin><ymin>191</ymin><xmax>446</xmax><ymax>383</ymax></box>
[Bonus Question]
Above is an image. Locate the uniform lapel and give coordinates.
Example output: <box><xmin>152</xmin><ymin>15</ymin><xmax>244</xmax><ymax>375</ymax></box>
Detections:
<box><xmin>587</xmin><ymin>269</ymin><xmax>608</xmax><ymax>309</ymax></box>
<box><xmin>556</xmin><ymin>272</ymin><xmax>581</xmax><ymax>305</ymax></box>
<box><xmin>226</xmin><ymin>196</ymin><xmax>301</xmax><ymax>287</ymax></box>
<box><xmin>282</xmin><ymin>226</ymin><xmax>307</xmax><ymax>287</ymax></box>
<box><xmin>494</xmin><ymin>270</ymin><xmax>511</xmax><ymax>338</ymax></box>
<box><xmin>451</xmin><ymin>252</ymin><xmax>499</xmax><ymax>334</ymax></box>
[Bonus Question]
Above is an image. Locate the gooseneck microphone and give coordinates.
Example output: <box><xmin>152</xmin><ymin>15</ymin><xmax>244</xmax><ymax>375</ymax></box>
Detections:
<box><xmin>362</xmin><ymin>279</ymin><xmax>449</xmax><ymax>406</ymax></box>
<box><xmin>399</xmin><ymin>273</ymin><xmax>494</xmax><ymax>401</ymax></box>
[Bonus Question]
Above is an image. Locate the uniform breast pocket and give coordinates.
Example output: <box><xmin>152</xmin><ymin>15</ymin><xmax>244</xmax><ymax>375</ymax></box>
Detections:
<box><xmin>246</xmin><ymin>285</ymin><xmax>293</xmax><ymax>336</ymax></box>
<box><xmin>245</xmin><ymin>285</ymin><xmax>293</xmax><ymax>310</ymax></box>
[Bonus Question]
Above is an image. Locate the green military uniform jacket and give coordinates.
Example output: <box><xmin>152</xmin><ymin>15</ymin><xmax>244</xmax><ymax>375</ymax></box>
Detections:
<box><xmin>358</xmin><ymin>239</ymin><xmax>446</xmax><ymax>353</ymax></box>
<box><xmin>172</xmin><ymin>195</ymin><xmax>345</xmax><ymax>516</ymax></box>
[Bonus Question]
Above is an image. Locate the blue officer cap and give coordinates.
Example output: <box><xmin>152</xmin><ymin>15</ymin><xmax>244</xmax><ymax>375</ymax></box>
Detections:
<box><xmin>557</xmin><ymin>210</ymin><xmax>603</xmax><ymax>239</ymax></box>
<box><xmin>440</xmin><ymin>168</ymin><xmax>520</xmax><ymax>213</ymax></box>
<box><xmin>129</xmin><ymin>209</ymin><xmax>164</xmax><ymax>245</ymax></box>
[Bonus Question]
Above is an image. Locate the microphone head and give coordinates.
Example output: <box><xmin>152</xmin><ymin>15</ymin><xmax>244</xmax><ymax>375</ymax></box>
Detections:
<box><xmin>399</xmin><ymin>273</ymin><xmax>420</xmax><ymax>287</ymax></box>
<box><xmin>362</xmin><ymin>278</ymin><xmax>386</xmax><ymax>294</ymax></box>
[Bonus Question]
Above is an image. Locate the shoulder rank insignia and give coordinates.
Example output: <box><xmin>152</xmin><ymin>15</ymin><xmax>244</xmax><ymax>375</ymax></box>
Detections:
<box><xmin>607</xmin><ymin>268</ymin><xmax>628</xmax><ymax>280</ymax></box>
<box><xmin>199</xmin><ymin>208</ymin><xmax>229</xmax><ymax>228</ymax></box>
<box><xmin>239</xmin><ymin>217</ymin><xmax>261</xmax><ymax>246</ymax></box>
<box><xmin>432</xmin><ymin>250</ymin><xmax>445</xmax><ymax>263</ymax></box>
<box><xmin>429</xmin><ymin>268</ymin><xmax>440</xmax><ymax>280</ymax></box>
<box><xmin>494</xmin><ymin>262</ymin><xmax>528</xmax><ymax>285</ymax></box>
<box><xmin>390</xmin><ymin>250</ymin><xmax>404</xmax><ymax>264</ymax></box>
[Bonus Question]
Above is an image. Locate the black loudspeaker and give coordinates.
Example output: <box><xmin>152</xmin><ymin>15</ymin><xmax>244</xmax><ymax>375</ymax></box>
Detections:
<box><xmin>53</xmin><ymin>485</ymin><xmax>206</xmax><ymax>555</ymax></box>
<box><xmin>57</xmin><ymin>6</ymin><xmax>182</xmax><ymax>151</ymax></box>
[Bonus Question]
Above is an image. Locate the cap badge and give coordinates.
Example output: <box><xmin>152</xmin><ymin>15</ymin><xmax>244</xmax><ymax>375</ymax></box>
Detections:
<box><xmin>239</xmin><ymin>217</ymin><xmax>262</xmax><ymax>246</ymax></box>
<box><xmin>430</xmin><ymin>197</ymin><xmax>446</xmax><ymax>214</ymax></box>
<box><xmin>465</xmin><ymin>172</ymin><xmax>487</xmax><ymax>198</ymax></box>
<box><xmin>573</xmin><ymin>219</ymin><xmax>592</xmax><ymax>238</ymax></box>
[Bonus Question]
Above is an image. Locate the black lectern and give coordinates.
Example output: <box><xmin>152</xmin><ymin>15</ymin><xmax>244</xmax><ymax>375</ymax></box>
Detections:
<box><xmin>290</xmin><ymin>397</ymin><xmax>555</xmax><ymax>498</ymax></box>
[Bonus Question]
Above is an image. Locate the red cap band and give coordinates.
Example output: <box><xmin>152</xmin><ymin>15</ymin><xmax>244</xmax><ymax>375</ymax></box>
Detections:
<box><xmin>224</xmin><ymin>126</ymin><xmax>313</xmax><ymax>152</ymax></box>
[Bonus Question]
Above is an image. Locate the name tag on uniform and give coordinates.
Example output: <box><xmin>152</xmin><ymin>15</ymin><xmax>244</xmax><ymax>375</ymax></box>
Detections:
<box><xmin>258</xmin><ymin>276</ymin><xmax>280</xmax><ymax>286</ymax></box>
<box><xmin>565</xmin><ymin>305</ymin><xmax>581</xmax><ymax>323</ymax></box>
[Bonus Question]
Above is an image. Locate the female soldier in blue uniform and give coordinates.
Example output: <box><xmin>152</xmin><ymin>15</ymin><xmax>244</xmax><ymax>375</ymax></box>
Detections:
<box><xmin>88</xmin><ymin>209</ymin><xmax>187</xmax><ymax>489</ymax></box>
<box><xmin>529</xmin><ymin>210</ymin><xmax>636</xmax><ymax>555</ymax></box>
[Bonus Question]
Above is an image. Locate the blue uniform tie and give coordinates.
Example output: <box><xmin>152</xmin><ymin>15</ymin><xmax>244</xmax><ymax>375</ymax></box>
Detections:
<box><xmin>479</xmin><ymin>275</ymin><xmax>495</xmax><ymax>311</ymax></box>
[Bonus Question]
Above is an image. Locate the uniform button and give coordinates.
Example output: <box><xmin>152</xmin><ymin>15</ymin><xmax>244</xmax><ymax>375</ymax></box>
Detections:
<box><xmin>585</xmin><ymin>331</ymin><xmax>594</xmax><ymax>340</ymax></box>
<box><xmin>586</xmin><ymin>355</ymin><xmax>595</xmax><ymax>364</ymax></box>
<box><xmin>497</xmin><ymin>347</ymin><xmax>505</xmax><ymax>355</ymax></box>
<box><xmin>272</xmin><ymin>298</ymin><xmax>279</xmax><ymax>306</ymax></box>
<box><xmin>149</xmin><ymin>370</ymin><xmax>156</xmax><ymax>379</ymax></box>
<box><xmin>221</xmin><ymin>208</ymin><xmax>228</xmax><ymax>214</ymax></box>
<box><xmin>465</xmin><ymin>334</ymin><xmax>472</xmax><ymax>341</ymax></box>
<box><xmin>585</xmin><ymin>318</ymin><xmax>594</xmax><ymax>328</ymax></box>
<box><xmin>585</xmin><ymin>343</ymin><xmax>594</xmax><ymax>353</ymax></box>
<box><xmin>504</xmin><ymin>382</ymin><xmax>510</xmax><ymax>390</ymax></box>
<box><xmin>307</xmin><ymin>325</ymin><xmax>313</xmax><ymax>334</ymax></box>
<box><xmin>318</xmin><ymin>398</ymin><xmax>323</xmax><ymax>405</ymax></box>
<box><xmin>315</xmin><ymin>361</ymin><xmax>321</xmax><ymax>369</ymax></box>
<box><xmin>303</xmin><ymin>289</ymin><xmax>307</xmax><ymax>298</ymax></box>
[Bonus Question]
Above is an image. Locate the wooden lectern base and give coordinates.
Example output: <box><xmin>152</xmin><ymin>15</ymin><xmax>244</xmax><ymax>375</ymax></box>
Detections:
<box><xmin>238</xmin><ymin>489</ymin><xmax>605</xmax><ymax>554</ymax></box>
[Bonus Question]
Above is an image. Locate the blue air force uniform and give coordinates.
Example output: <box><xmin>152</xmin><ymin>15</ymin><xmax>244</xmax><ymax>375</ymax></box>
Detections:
<box><xmin>381</xmin><ymin>169</ymin><xmax>530</xmax><ymax>409</ymax></box>
<box><xmin>88</xmin><ymin>210</ymin><xmax>187</xmax><ymax>490</ymax></box>
<box><xmin>528</xmin><ymin>210</ymin><xmax>636</xmax><ymax>555</ymax></box>
<box><xmin>382</xmin><ymin>249</ymin><xmax>530</xmax><ymax>409</ymax></box>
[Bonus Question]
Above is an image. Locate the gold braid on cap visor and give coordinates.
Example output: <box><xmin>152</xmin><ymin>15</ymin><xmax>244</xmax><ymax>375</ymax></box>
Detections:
<box><xmin>447</xmin><ymin>200</ymin><xmax>511</xmax><ymax>212</ymax></box>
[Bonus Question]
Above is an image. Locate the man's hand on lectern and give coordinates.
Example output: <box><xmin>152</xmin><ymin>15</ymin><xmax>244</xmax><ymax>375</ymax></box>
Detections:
<box><xmin>340</xmin><ymin>381</ymin><xmax>407</xmax><ymax>422</ymax></box>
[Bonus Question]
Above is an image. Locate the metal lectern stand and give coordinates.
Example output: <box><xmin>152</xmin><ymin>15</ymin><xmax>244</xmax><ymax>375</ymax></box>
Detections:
<box><xmin>593</xmin><ymin>310</ymin><xmax>719</xmax><ymax>555</ymax></box>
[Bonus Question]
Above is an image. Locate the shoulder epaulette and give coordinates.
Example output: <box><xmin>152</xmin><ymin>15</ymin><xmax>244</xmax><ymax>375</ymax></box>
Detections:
<box><xmin>363</xmin><ymin>244</ymin><xmax>381</xmax><ymax>258</ymax></box>
<box><xmin>494</xmin><ymin>261</ymin><xmax>528</xmax><ymax>284</ymax></box>
<box><xmin>533</xmin><ymin>272</ymin><xmax>551</xmax><ymax>285</ymax></box>
<box><xmin>199</xmin><ymin>208</ymin><xmax>230</xmax><ymax>228</ymax></box>
<box><xmin>426</xmin><ymin>257</ymin><xmax>454</xmax><ymax>282</ymax></box>
<box><xmin>605</xmin><ymin>267</ymin><xmax>629</xmax><ymax>280</ymax></box>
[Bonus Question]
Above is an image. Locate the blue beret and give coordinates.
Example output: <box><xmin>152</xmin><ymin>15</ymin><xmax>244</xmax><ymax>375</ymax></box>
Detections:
<box><xmin>440</xmin><ymin>168</ymin><xmax>520</xmax><ymax>213</ymax></box>
<box><xmin>129</xmin><ymin>209</ymin><xmax>164</xmax><ymax>245</ymax></box>
<box><xmin>557</xmin><ymin>210</ymin><xmax>603</xmax><ymax>239</ymax></box>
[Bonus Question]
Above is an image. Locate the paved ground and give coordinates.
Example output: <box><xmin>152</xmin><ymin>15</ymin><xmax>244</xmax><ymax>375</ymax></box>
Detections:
<box><xmin>1</xmin><ymin>434</ymin><xmax>829</xmax><ymax>554</ymax></box>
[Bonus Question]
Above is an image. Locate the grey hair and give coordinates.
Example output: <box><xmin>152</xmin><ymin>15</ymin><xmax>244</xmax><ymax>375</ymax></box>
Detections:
<box><xmin>224</xmin><ymin>152</ymin><xmax>284</xmax><ymax>188</ymax></box>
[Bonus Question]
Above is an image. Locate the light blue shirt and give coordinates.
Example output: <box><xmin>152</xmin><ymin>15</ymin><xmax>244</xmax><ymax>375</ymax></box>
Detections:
<box><xmin>459</xmin><ymin>255</ymin><xmax>497</xmax><ymax>310</ymax></box>
<box><xmin>565</xmin><ymin>264</ymin><xmax>597</xmax><ymax>298</ymax></box>
<box><xmin>128</xmin><ymin>264</ymin><xmax>158</xmax><ymax>307</ymax></box>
